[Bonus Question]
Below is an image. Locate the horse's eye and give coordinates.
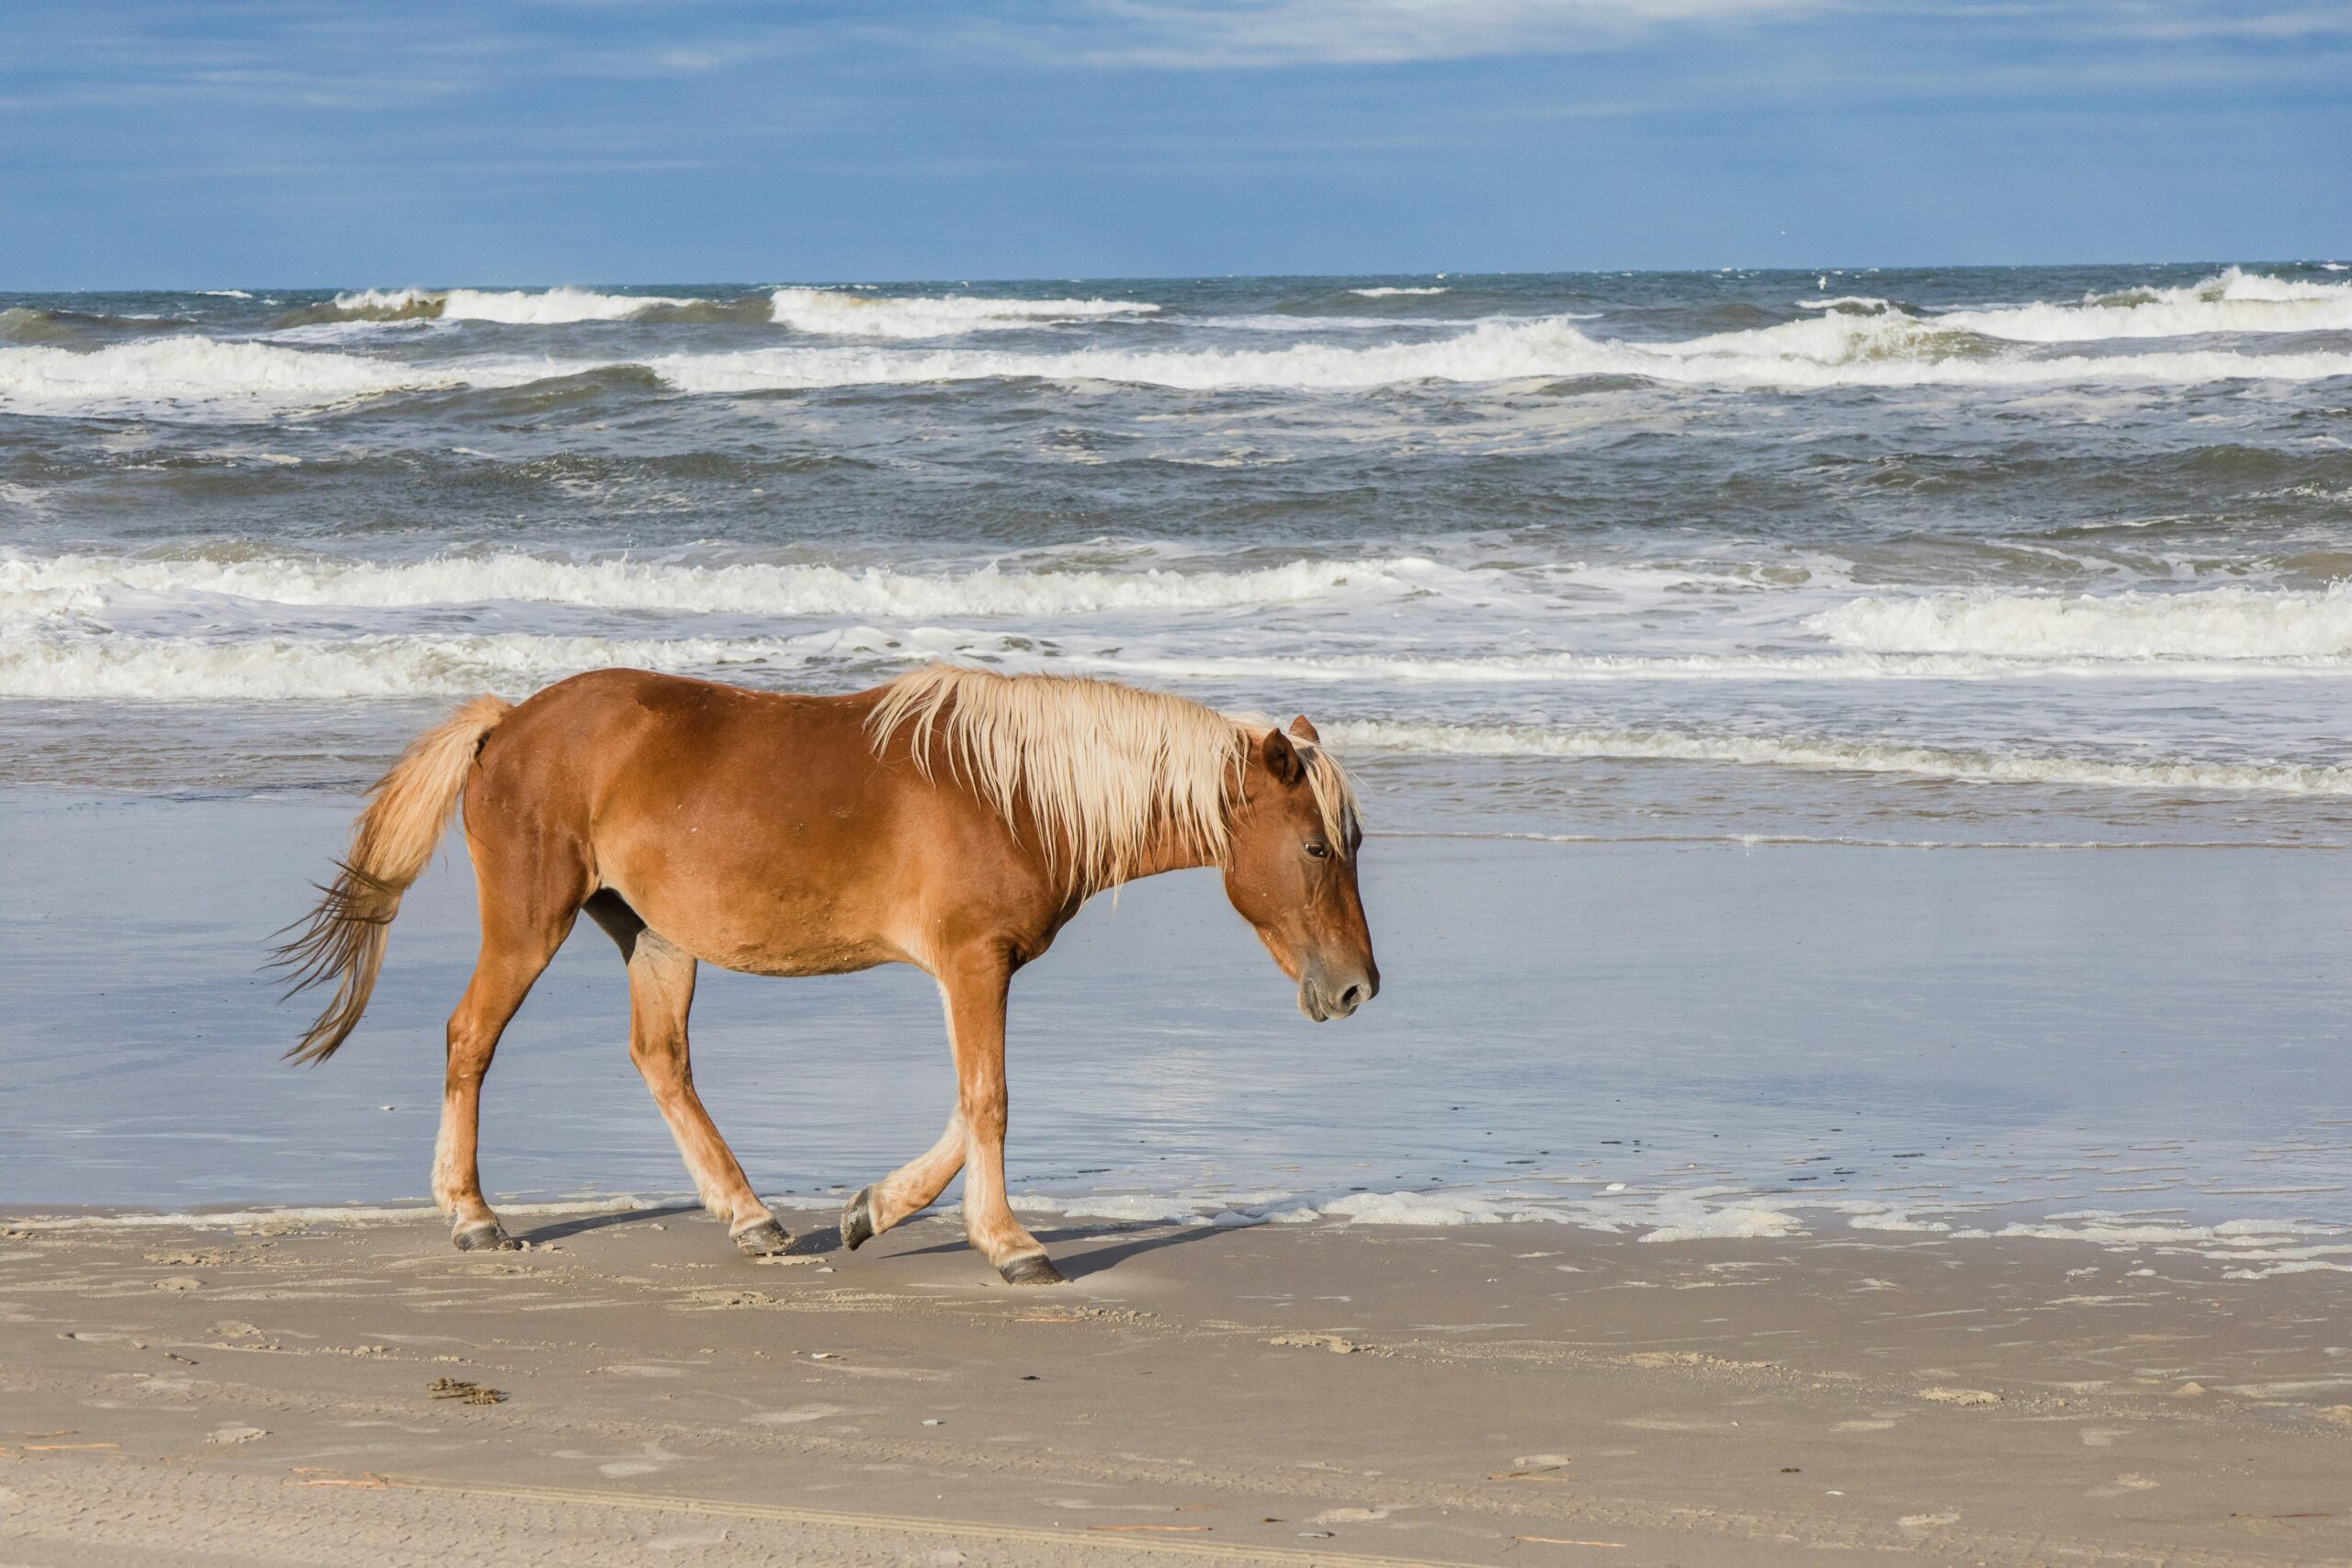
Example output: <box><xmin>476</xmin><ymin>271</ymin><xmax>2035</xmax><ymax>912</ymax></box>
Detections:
<box><xmin>1304</xmin><ymin>840</ymin><xmax>1330</xmax><ymax>860</ymax></box>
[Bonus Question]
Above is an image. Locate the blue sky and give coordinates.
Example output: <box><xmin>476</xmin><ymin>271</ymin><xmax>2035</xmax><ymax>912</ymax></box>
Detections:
<box><xmin>5</xmin><ymin>1</ymin><xmax>2347</xmax><ymax>288</ymax></box>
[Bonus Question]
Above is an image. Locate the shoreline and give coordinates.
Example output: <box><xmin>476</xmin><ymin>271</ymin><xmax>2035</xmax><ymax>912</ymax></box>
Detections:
<box><xmin>4</xmin><ymin>1203</ymin><xmax>2347</xmax><ymax>1566</ymax></box>
<box><xmin>9</xmin><ymin>1183</ymin><xmax>2352</xmax><ymax>1284</ymax></box>
<box><xmin>6</xmin><ymin>791</ymin><xmax>2351</xmax><ymax>1244</ymax></box>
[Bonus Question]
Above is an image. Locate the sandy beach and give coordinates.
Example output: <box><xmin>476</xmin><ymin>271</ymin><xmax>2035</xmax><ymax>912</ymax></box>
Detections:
<box><xmin>4</xmin><ymin>1202</ymin><xmax>2349</xmax><ymax>1566</ymax></box>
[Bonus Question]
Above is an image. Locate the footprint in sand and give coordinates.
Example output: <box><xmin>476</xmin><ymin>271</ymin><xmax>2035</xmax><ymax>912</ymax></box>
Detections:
<box><xmin>204</xmin><ymin>1426</ymin><xmax>266</xmax><ymax>1445</ymax></box>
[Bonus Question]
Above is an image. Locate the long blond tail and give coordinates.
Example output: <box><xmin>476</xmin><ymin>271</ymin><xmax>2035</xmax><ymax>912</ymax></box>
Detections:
<box><xmin>273</xmin><ymin>694</ymin><xmax>513</xmax><ymax>1064</ymax></box>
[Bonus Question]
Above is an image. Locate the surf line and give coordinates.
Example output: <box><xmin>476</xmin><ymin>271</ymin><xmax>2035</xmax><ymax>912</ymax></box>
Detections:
<box><xmin>368</xmin><ymin>1474</ymin><xmax>1475</xmax><ymax>1564</ymax></box>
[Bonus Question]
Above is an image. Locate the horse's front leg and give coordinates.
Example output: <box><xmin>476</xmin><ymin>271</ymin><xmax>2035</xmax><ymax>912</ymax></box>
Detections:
<box><xmin>840</xmin><ymin>1109</ymin><xmax>965</xmax><ymax>1252</ymax></box>
<box><xmin>939</xmin><ymin>951</ymin><xmax>1061</xmax><ymax>1284</ymax></box>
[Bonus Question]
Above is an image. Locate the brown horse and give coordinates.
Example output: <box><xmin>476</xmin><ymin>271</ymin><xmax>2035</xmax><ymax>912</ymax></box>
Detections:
<box><xmin>277</xmin><ymin>664</ymin><xmax>1377</xmax><ymax>1283</ymax></box>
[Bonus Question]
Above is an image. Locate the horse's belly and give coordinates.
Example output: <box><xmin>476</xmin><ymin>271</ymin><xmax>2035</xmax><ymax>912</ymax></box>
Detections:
<box><xmin>709</xmin><ymin>929</ymin><xmax>899</xmax><ymax>979</ymax></box>
<box><xmin>607</xmin><ymin>862</ymin><xmax>909</xmax><ymax>979</ymax></box>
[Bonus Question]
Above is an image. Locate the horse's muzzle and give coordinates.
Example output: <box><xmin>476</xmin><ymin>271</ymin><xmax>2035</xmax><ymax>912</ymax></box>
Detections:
<box><xmin>1298</xmin><ymin>965</ymin><xmax>1379</xmax><ymax>1023</ymax></box>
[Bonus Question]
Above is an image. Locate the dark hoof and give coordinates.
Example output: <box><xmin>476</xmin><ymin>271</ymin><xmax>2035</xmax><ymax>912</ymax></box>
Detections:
<box><xmin>452</xmin><ymin>1221</ymin><xmax>518</xmax><ymax>1252</ymax></box>
<box><xmin>731</xmin><ymin>1217</ymin><xmax>794</xmax><ymax>1257</ymax></box>
<box><xmin>840</xmin><ymin>1188</ymin><xmax>876</xmax><ymax>1252</ymax></box>
<box><xmin>998</xmin><ymin>1252</ymin><xmax>1065</xmax><ymax>1286</ymax></box>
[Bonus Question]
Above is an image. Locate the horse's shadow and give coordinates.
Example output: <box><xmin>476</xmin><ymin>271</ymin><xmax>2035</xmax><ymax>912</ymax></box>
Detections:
<box><xmin>515</xmin><ymin>1202</ymin><xmax>701</xmax><ymax>1244</ymax></box>
<box><xmin>886</xmin><ymin>1221</ymin><xmax>1232</xmax><ymax>1280</ymax></box>
<box><xmin>513</xmin><ymin>1207</ymin><xmax>1227</xmax><ymax>1280</ymax></box>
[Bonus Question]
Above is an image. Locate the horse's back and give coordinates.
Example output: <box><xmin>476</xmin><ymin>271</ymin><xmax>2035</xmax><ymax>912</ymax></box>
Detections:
<box><xmin>465</xmin><ymin>669</ymin><xmax>931</xmax><ymax>974</ymax></box>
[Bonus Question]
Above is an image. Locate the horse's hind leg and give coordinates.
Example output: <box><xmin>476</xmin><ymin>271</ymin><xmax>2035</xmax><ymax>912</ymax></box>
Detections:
<box><xmin>586</xmin><ymin>894</ymin><xmax>789</xmax><ymax>1256</ymax></box>
<box><xmin>432</xmin><ymin>880</ymin><xmax>577</xmax><ymax>1251</ymax></box>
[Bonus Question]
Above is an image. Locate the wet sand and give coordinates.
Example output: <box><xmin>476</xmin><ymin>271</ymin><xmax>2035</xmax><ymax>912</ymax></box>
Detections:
<box><xmin>3</xmin><ymin>1204</ymin><xmax>2348</xmax><ymax>1566</ymax></box>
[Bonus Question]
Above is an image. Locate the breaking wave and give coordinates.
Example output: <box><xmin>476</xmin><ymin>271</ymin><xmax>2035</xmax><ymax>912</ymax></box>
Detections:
<box><xmin>0</xmin><ymin>549</ymin><xmax>1430</xmax><ymax>618</ymax></box>
<box><xmin>1939</xmin><ymin>267</ymin><xmax>2352</xmax><ymax>343</ymax></box>
<box><xmin>1320</xmin><ymin>718</ymin><xmax>2352</xmax><ymax>795</ymax></box>
<box><xmin>652</xmin><ymin>314</ymin><xmax>2352</xmax><ymax>394</ymax></box>
<box><xmin>314</xmin><ymin>287</ymin><xmax>709</xmax><ymax>323</ymax></box>
<box><xmin>1814</xmin><ymin>585</ymin><xmax>2352</xmax><ymax>661</ymax></box>
<box><xmin>767</xmin><ymin>288</ymin><xmax>1160</xmax><ymax>338</ymax></box>
<box><xmin>0</xmin><ymin>337</ymin><xmax>466</xmax><ymax>415</ymax></box>
<box><xmin>13</xmin><ymin>305</ymin><xmax>2352</xmax><ymax>419</ymax></box>
<box><xmin>1350</xmin><ymin>286</ymin><xmax>1449</xmax><ymax>298</ymax></box>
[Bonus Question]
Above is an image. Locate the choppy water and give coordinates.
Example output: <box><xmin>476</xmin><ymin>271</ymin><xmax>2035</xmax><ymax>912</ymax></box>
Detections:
<box><xmin>5</xmin><ymin>266</ymin><xmax>2352</xmax><ymax>1262</ymax></box>
<box><xmin>6</xmin><ymin>264</ymin><xmax>2352</xmax><ymax>843</ymax></box>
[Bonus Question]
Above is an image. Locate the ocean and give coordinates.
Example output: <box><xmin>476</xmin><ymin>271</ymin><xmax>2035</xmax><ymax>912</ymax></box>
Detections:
<box><xmin>4</xmin><ymin>265</ymin><xmax>2350</xmax><ymax>1268</ymax></box>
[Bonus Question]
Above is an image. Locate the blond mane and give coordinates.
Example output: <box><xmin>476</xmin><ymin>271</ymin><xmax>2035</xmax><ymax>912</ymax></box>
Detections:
<box><xmin>866</xmin><ymin>666</ymin><xmax>1360</xmax><ymax>895</ymax></box>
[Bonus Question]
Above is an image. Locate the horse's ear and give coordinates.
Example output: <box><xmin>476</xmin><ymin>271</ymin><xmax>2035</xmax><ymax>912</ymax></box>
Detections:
<box><xmin>1288</xmin><ymin>715</ymin><xmax>1321</xmax><ymax>745</ymax></box>
<box><xmin>1260</xmin><ymin>728</ymin><xmax>1305</xmax><ymax>787</ymax></box>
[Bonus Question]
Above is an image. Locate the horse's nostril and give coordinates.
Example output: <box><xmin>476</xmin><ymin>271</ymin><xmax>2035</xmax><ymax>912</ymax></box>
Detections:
<box><xmin>1340</xmin><ymin>984</ymin><xmax>1365</xmax><ymax>1010</ymax></box>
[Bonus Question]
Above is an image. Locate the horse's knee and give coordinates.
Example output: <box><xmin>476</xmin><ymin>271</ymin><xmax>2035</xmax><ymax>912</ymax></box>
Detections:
<box><xmin>962</xmin><ymin>1100</ymin><xmax>1007</xmax><ymax>1144</ymax></box>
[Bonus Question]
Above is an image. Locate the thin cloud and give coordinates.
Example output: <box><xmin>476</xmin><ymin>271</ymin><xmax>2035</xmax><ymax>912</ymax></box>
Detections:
<box><xmin>1055</xmin><ymin>0</ymin><xmax>1831</xmax><ymax>67</ymax></box>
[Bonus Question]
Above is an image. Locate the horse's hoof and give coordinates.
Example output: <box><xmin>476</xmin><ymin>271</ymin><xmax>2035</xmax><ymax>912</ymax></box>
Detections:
<box><xmin>840</xmin><ymin>1188</ymin><xmax>877</xmax><ymax>1251</ymax></box>
<box><xmin>732</xmin><ymin>1217</ymin><xmax>794</xmax><ymax>1257</ymax></box>
<box><xmin>998</xmin><ymin>1252</ymin><xmax>1065</xmax><ymax>1286</ymax></box>
<box><xmin>452</xmin><ymin>1221</ymin><xmax>518</xmax><ymax>1252</ymax></box>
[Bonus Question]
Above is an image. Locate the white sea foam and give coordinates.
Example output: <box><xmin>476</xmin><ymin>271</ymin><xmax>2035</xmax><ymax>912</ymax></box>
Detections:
<box><xmin>1797</xmin><ymin>296</ymin><xmax>1898</xmax><ymax>313</ymax></box>
<box><xmin>1282</xmin><ymin>1190</ymin><xmax>1560</xmax><ymax>1226</ymax></box>
<box><xmin>996</xmin><ymin>1189</ymin><xmax>2352</xmax><ymax>1271</ymax></box>
<box><xmin>14</xmin><ymin>308</ymin><xmax>2352</xmax><ymax>419</ymax></box>
<box><xmin>0</xmin><ymin>625</ymin><xmax>967</xmax><ymax>702</ymax></box>
<box><xmin>330</xmin><ymin>287</ymin><xmax>701</xmax><ymax>323</ymax></box>
<box><xmin>0</xmin><ymin>337</ymin><xmax>460</xmax><ymax>415</ymax></box>
<box><xmin>1815</xmin><ymin>585</ymin><xmax>2352</xmax><ymax>661</ymax></box>
<box><xmin>197</xmin><ymin>289</ymin><xmax>254</xmax><ymax>299</ymax></box>
<box><xmin>1350</xmin><ymin>286</ymin><xmax>1449</xmax><ymax>298</ymax></box>
<box><xmin>328</xmin><ymin>288</ymin><xmax>440</xmax><ymax>318</ymax></box>
<box><xmin>1634</xmin><ymin>1193</ymin><xmax>1805</xmax><ymax>1242</ymax></box>
<box><xmin>1319</xmin><ymin>718</ymin><xmax>2352</xmax><ymax>795</ymax></box>
<box><xmin>768</xmin><ymin>288</ymin><xmax>1159</xmax><ymax>338</ymax></box>
<box><xmin>1940</xmin><ymin>267</ymin><xmax>2352</xmax><ymax>343</ymax></box>
<box><xmin>1957</xmin><ymin>1210</ymin><xmax>2352</xmax><ymax>1269</ymax></box>
<box><xmin>653</xmin><ymin>314</ymin><xmax>2352</xmax><ymax>395</ymax></box>
<box><xmin>1067</xmin><ymin>645</ymin><xmax>2352</xmax><ymax>685</ymax></box>
<box><xmin>0</xmin><ymin>550</ymin><xmax>1430</xmax><ymax>618</ymax></box>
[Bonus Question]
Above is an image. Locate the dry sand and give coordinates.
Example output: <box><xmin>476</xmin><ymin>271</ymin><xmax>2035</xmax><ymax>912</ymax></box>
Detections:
<box><xmin>2</xmin><ymin>1203</ymin><xmax>2347</xmax><ymax>1566</ymax></box>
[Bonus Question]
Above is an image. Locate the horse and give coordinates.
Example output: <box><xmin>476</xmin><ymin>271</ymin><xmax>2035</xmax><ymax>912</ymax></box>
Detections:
<box><xmin>275</xmin><ymin>664</ymin><xmax>1378</xmax><ymax>1284</ymax></box>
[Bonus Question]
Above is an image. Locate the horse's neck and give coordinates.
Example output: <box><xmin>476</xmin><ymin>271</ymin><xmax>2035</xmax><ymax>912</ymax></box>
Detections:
<box><xmin>1104</xmin><ymin>817</ymin><xmax>1223</xmax><ymax>887</ymax></box>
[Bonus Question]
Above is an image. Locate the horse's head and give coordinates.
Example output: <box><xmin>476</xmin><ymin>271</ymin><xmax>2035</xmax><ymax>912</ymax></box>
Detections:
<box><xmin>1224</xmin><ymin>716</ymin><xmax>1379</xmax><ymax>1022</ymax></box>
